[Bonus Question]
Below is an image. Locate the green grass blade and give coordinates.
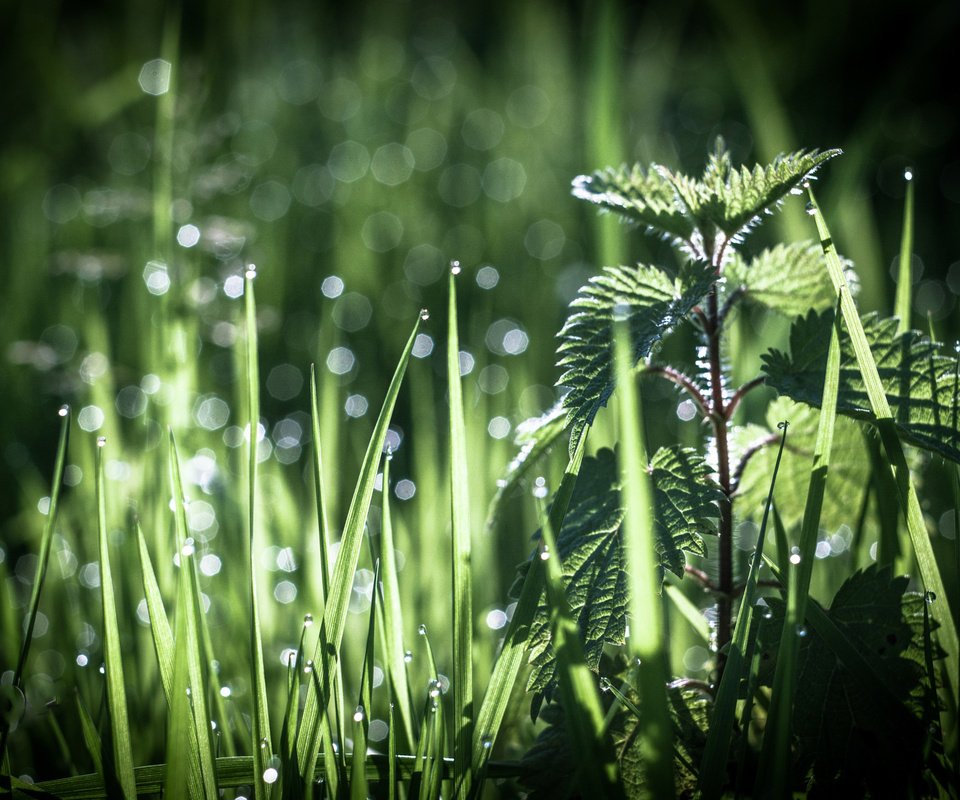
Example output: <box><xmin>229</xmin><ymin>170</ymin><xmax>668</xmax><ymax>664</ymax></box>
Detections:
<box><xmin>94</xmin><ymin>439</ymin><xmax>136</xmax><ymax>799</ymax></box>
<box><xmin>388</xmin><ymin>703</ymin><xmax>399</xmax><ymax>800</ymax></box>
<box><xmin>698</xmin><ymin>424</ymin><xmax>788</xmax><ymax>799</ymax></box>
<box><xmin>807</xmin><ymin>188</ymin><xmax>959</xmax><ymax>701</ymax></box>
<box><xmin>0</xmin><ymin>406</ymin><xmax>69</xmax><ymax>765</ymax></box>
<box><xmin>613</xmin><ymin>314</ymin><xmax>672</xmax><ymax>798</ymax></box>
<box><xmin>350</xmin><ymin>560</ymin><xmax>379</xmax><ymax>800</ymax></box>
<box><xmin>468</xmin><ymin>428</ymin><xmax>590</xmax><ymax>797</ymax></box>
<box><xmin>756</xmin><ymin>303</ymin><xmax>841</xmax><ymax>797</ymax></box>
<box><xmin>537</xmin><ymin>495</ymin><xmax>621</xmax><ymax>799</ymax></box>
<box><xmin>243</xmin><ymin>268</ymin><xmax>273</xmax><ymax>799</ymax></box>
<box><xmin>164</xmin><ymin>571</ymin><xmax>194</xmax><ymax>799</ymax></box>
<box><xmin>663</xmin><ymin>579</ymin><xmax>710</xmax><ymax>644</ymax></box>
<box><xmin>74</xmin><ymin>690</ymin><xmax>105</xmax><ymax>788</ymax></box>
<box><xmin>447</xmin><ymin>267</ymin><xmax>474</xmax><ymax>798</ymax></box>
<box><xmin>309</xmin><ymin>364</ymin><xmax>332</xmax><ymax>602</ymax></box>
<box><xmin>894</xmin><ymin>169</ymin><xmax>916</xmax><ymax>332</ymax></box>
<box><xmin>297</xmin><ymin>311</ymin><xmax>423</xmax><ymax>776</ymax></box>
<box><xmin>136</xmin><ymin>523</ymin><xmax>174</xmax><ymax>701</ymax></box>
<box><xmin>377</xmin><ymin>453</ymin><xmax>416</xmax><ymax>750</ymax></box>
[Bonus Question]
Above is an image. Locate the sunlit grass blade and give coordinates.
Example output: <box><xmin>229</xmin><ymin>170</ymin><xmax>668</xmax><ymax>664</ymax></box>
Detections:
<box><xmin>613</xmin><ymin>314</ymin><xmax>672</xmax><ymax>798</ymax></box>
<box><xmin>350</xmin><ymin>559</ymin><xmax>379</xmax><ymax>800</ymax></box>
<box><xmin>467</xmin><ymin>427</ymin><xmax>589</xmax><ymax>798</ymax></box>
<box><xmin>297</xmin><ymin>312</ymin><xmax>423</xmax><ymax>780</ymax></box>
<box><xmin>279</xmin><ymin>625</ymin><xmax>307</xmax><ymax>800</ymax></box>
<box><xmin>411</xmin><ymin>625</ymin><xmax>444</xmax><ymax>800</ymax></box>
<box><xmin>0</xmin><ymin>405</ymin><xmax>69</xmax><ymax>765</ymax></box>
<box><xmin>164</xmin><ymin>573</ymin><xmax>194</xmax><ymax>799</ymax></box>
<box><xmin>242</xmin><ymin>268</ymin><xmax>272</xmax><ymax>799</ymax></box>
<box><xmin>807</xmin><ymin>187</ymin><xmax>959</xmax><ymax>701</ymax></box>
<box><xmin>136</xmin><ymin>522</ymin><xmax>174</xmax><ymax>700</ymax></box>
<box><xmin>698</xmin><ymin>424</ymin><xmax>788</xmax><ymax>799</ymax></box>
<box><xmin>94</xmin><ymin>439</ymin><xmax>136</xmax><ymax>799</ymax></box>
<box><xmin>536</xmin><ymin>495</ymin><xmax>621</xmax><ymax>799</ymax></box>
<box><xmin>756</xmin><ymin>303</ymin><xmax>841</xmax><ymax>795</ymax></box>
<box><xmin>447</xmin><ymin>267</ymin><xmax>474</xmax><ymax>798</ymax></box>
<box><xmin>377</xmin><ymin>452</ymin><xmax>415</xmax><ymax>749</ymax></box>
<box><xmin>894</xmin><ymin>168</ymin><xmax>916</xmax><ymax>332</ymax></box>
<box><xmin>663</xmin><ymin>578</ymin><xmax>710</xmax><ymax>644</ymax></box>
<box><xmin>388</xmin><ymin>702</ymin><xmax>399</xmax><ymax>800</ymax></box>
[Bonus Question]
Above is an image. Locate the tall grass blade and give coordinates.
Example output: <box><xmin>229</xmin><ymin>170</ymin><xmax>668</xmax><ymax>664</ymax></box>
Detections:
<box><xmin>807</xmin><ymin>187</ymin><xmax>959</xmax><ymax>700</ymax></box>
<box><xmin>243</xmin><ymin>268</ymin><xmax>273</xmax><ymax>799</ymax></box>
<box><xmin>297</xmin><ymin>312</ymin><xmax>423</xmax><ymax>778</ymax></box>
<box><xmin>663</xmin><ymin>580</ymin><xmax>710</xmax><ymax>643</ymax></box>
<box><xmin>447</xmin><ymin>267</ymin><xmax>474</xmax><ymax>797</ymax></box>
<box><xmin>468</xmin><ymin>428</ymin><xmax>589</xmax><ymax>797</ymax></box>
<box><xmin>537</xmin><ymin>496</ymin><xmax>621</xmax><ymax>799</ymax></box>
<box><xmin>164</xmin><ymin>572</ymin><xmax>195</xmax><ymax>799</ymax></box>
<box><xmin>698</xmin><ymin>423</ymin><xmax>787</xmax><ymax>799</ymax></box>
<box><xmin>613</xmin><ymin>314</ymin><xmax>673</xmax><ymax>798</ymax></box>
<box><xmin>350</xmin><ymin>560</ymin><xmax>380</xmax><ymax>800</ymax></box>
<box><xmin>0</xmin><ymin>406</ymin><xmax>69</xmax><ymax>765</ymax></box>
<box><xmin>756</xmin><ymin>303</ymin><xmax>841</xmax><ymax>798</ymax></box>
<box><xmin>75</xmin><ymin>690</ymin><xmax>105</xmax><ymax>788</ymax></box>
<box><xmin>94</xmin><ymin>440</ymin><xmax>137</xmax><ymax>799</ymax></box>
<box><xmin>894</xmin><ymin>169</ymin><xmax>916</xmax><ymax>332</ymax></box>
<box><xmin>388</xmin><ymin>703</ymin><xmax>399</xmax><ymax>800</ymax></box>
<box><xmin>136</xmin><ymin>523</ymin><xmax>174</xmax><ymax>700</ymax></box>
<box><xmin>169</xmin><ymin>433</ymin><xmax>220</xmax><ymax>797</ymax></box>
<box><xmin>377</xmin><ymin>452</ymin><xmax>415</xmax><ymax>748</ymax></box>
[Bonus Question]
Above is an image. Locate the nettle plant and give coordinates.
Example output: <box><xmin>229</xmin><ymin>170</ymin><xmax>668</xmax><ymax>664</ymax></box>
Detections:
<box><xmin>493</xmin><ymin>142</ymin><xmax>959</xmax><ymax>797</ymax></box>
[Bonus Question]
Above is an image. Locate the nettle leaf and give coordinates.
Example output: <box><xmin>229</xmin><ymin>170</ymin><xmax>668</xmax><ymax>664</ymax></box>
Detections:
<box><xmin>557</xmin><ymin>262</ymin><xmax>715</xmax><ymax>457</ymax></box>
<box><xmin>572</xmin><ymin>145</ymin><xmax>840</xmax><ymax>259</ymax></box>
<box><xmin>757</xmin><ymin>566</ymin><xmax>939</xmax><ymax>796</ymax></box>
<box><xmin>732</xmin><ymin>397</ymin><xmax>872</xmax><ymax>535</ymax></box>
<box><xmin>725</xmin><ymin>241</ymin><xmax>853</xmax><ymax>318</ymax></box>
<box><xmin>572</xmin><ymin>163</ymin><xmax>699</xmax><ymax>249</ymax></box>
<box><xmin>523</xmin><ymin>447</ymin><xmax>721</xmax><ymax>699</ymax></box>
<box><xmin>763</xmin><ymin>309</ymin><xmax>960</xmax><ymax>464</ymax></box>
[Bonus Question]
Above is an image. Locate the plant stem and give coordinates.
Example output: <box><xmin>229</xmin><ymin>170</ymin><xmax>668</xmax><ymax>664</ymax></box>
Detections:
<box><xmin>705</xmin><ymin>286</ymin><xmax>734</xmax><ymax>667</ymax></box>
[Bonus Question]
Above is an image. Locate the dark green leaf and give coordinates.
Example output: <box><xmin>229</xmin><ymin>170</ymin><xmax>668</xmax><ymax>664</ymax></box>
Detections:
<box><xmin>524</xmin><ymin>447</ymin><xmax>721</xmax><ymax>698</ymax></box>
<box><xmin>757</xmin><ymin>566</ymin><xmax>940</xmax><ymax>796</ymax></box>
<box><xmin>762</xmin><ymin>309</ymin><xmax>960</xmax><ymax>464</ymax></box>
<box><xmin>557</xmin><ymin>262</ymin><xmax>715</xmax><ymax>457</ymax></box>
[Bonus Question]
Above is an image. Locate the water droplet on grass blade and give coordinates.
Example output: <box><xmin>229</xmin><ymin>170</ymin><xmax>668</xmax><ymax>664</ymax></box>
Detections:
<box><xmin>418</xmin><ymin>623</ymin><xmax>427</xmax><ymax>635</ymax></box>
<box><xmin>482</xmin><ymin>734</ymin><xmax>493</xmax><ymax>749</ymax></box>
<box><xmin>450</xmin><ymin>260</ymin><xmax>461</xmax><ymax>275</ymax></box>
<box><xmin>303</xmin><ymin>660</ymin><xmax>314</xmax><ymax>674</ymax></box>
<box><xmin>246</xmin><ymin>265</ymin><xmax>258</xmax><ymax>280</ymax></box>
<box><xmin>539</xmin><ymin>546</ymin><xmax>550</xmax><ymax>561</ymax></box>
<box><xmin>353</xmin><ymin>705</ymin><xmax>365</xmax><ymax>722</ymax></box>
<box><xmin>96</xmin><ymin>436</ymin><xmax>107</xmax><ymax>448</ymax></box>
<box><xmin>796</xmin><ymin>625</ymin><xmax>808</xmax><ymax>638</ymax></box>
<box><xmin>262</xmin><ymin>767</ymin><xmax>279</xmax><ymax>784</ymax></box>
<box><xmin>804</xmin><ymin>202</ymin><xmax>816</xmax><ymax>216</ymax></box>
<box><xmin>904</xmin><ymin>167</ymin><xmax>914</xmax><ymax>181</ymax></box>
<box><xmin>419</xmin><ymin>308</ymin><xmax>430</xmax><ymax>321</ymax></box>
<box><xmin>58</xmin><ymin>405</ymin><xmax>69</xmax><ymax>417</ymax></box>
<box><xmin>303</xmin><ymin>613</ymin><xmax>314</xmax><ymax>627</ymax></box>
<box><xmin>403</xmin><ymin>650</ymin><xmax>413</xmax><ymax>663</ymax></box>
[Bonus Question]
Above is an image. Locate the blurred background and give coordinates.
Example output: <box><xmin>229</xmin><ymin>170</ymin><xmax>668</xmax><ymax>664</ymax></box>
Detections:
<box><xmin>1</xmin><ymin>0</ymin><xmax>958</xmax><ymax>783</ymax></box>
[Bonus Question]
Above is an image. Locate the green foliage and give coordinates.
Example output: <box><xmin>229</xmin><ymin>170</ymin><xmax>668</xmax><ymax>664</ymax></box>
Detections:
<box><xmin>523</xmin><ymin>446</ymin><xmax>721</xmax><ymax>698</ymax></box>
<box><xmin>763</xmin><ymin>309</ymin><xmax>960</xmax><ymax>465</ymax></box>
<box><xmin>756</xmin><ymin>567</ymin><xmax>942</xmax><ymax>796</ymax></box>
<box><xmin>557</xmin><ymin>262</ymin><xmax>715</xmax><ymax>456</ymax></box>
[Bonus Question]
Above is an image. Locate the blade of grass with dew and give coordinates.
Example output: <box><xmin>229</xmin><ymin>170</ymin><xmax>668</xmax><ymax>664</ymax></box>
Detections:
<box><xmin>447</xmin><ymin>266</ymin><xmax>474</xmax><ymax>798</ymax></box>
<box><xmin>164</xmin><ymin>570</ymin><xmax>195</xmax><ymax>799</ymax></box>
<box><xmin>0</xmin><ymin>405</ymin><xmax>69</xmax><ymax>767</ymax></box>
<box><xmin>807</xmin><ymin>187</ymin><xmax>959</xmax><ymax>701</ymax></box>
<box><xmin>537</xmin><ymin>495</ymin><xmax>622</xmax><ymax>799</ymax></box>
<box><xmin>411</xmin><ymin>625</ymin><xmax>444</xmax><ymax>800</ymax></box>
<box><xmin>698</xmin><ymin>424</ymin><xmax>788</xmax><ymax>799</ymax></box>
<box><xmin>170</xmin><ymin>433</ymin><xmax>220</xmax><ymax>797</ymax></box>
<box><xmin>297</xmin><ymin>312</ymin><xmax>423</xmax><ymax>780</ymax></box>
<box><xmin>278</xmin><ymin>626</ymin><xmax>307</xmax><ymax>800</ymax></box>
<box><xmin>613</xmin><ymin>314</ymin><xmax>672</xmax><ymax>799</ymax></box>
<box><xmin>376</xmin><ymin>451</ymin><xmax>415</xmax><ymax>748</ymax></box>
<box><xmin>388</xmin><ymin>702</ymin><xmax>399</xmax><ymax>800</ymax></box>
<box><xmin>756</xmin><ymin>302</ymin><xmax>841</xmax><ymax>796</ymax></box>
<box><xmin>94</xmin><ymin>439</ymin><xmax>136</xmax><ymax>799</ymax></box>
<box><xmin>772</xmin><ymin>503</ymin><xmax>790</xmax><ymax>579</ymax></box>
<box><xmin>243</xmin><ymin>267</ymin><xmax>272</xmax><ymax>799</ymax></box>
<box><xmin>894</xmin><ymin>168</ymin><xmax>916</xmax><ymax>332</ymax></box>
<box><xmin>467</xmin><ymin>427</ymin><xmax>590</xmax><ymax>798</ymax></box>
<box><xmin>350</xmin><ymin>560</ymin><xmax>380</xmax><ymax>800</ymax></box>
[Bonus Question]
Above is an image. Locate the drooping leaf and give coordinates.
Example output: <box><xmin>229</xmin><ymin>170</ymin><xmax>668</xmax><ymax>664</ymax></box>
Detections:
<box><xmin>756</xmin><ymin>566</ymin><xmax>941</xmax><ymax>797</ymax></box>
<box><xmin>724</xmin><ymin>241</ymin><xmax>853</xmax><ymax>318</ymax></box>
<box><xmin>523</xmin><ymin>446</ymin><xmax>721</xmax><ymax>698</ymax></box>
<box><xmin>557</xmin><ymin>262</ymin><xmax>715</xmax><ymax>457</ymax></box>
<box><xmin>762</xmin><ymin>309</ymin><xmax>960</xmax><ymax>465</ymax></box>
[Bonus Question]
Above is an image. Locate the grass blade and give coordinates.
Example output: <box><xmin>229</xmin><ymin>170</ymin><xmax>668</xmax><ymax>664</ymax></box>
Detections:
<box><xmin>537</xmin><ymin>494</ymin><xmax>621</xmax><ymax>799</ymax></box>
<box><xmin>663</xmin><ymin>579</ymin><xmax>710</xmax><ymax>644</ymax></box>
<box><xmin>297</xmin><ymin>311</ymin><xmax>423</xmax><ymax>778</ymax></box>
<box><xmin>447</xmin><ymin>267</ymin><xmax>474</xmax><ymax>798</ymax></box>
<box><xmin>0</xmin><ymin>405</ymin><xmax>69</xmax><ymax>765</ymax></box>
<box><xmin>164</xmin><ymin>571</ymin><xmax>194</xmax><ymax>799</ymax></box>
<box><xmin>468</xmin><ymin>428</ymin><xmax>589</xmax><ymax>797</ymax></box>
<box><xmin>136</xmin><ymin>523</ymin><xmax>174</xmax><ymax>701</ymax></box>
<box><xmin>698</xmin><ymin>424</ymin><xmax>788</xmax><ymax>798</ymax></box>
<box><xmin>74</xmin><ymin>690</ymin><xmax>105</xmax><ymax>787</ymax></box>
<box><xmin>756</xmin><ymin>302</ymin><xmax>841</xmax><ymax>797</ymax></box>
<box><xmin>350</xmin><ymin>560</ymin><xmax>380</xmax><ymax>800</ymax></box>
<box><xmin>894</xmin><ymin>168</ymin><xmax>916</xmax><ymax>332</ymax></box>
<box><xmin>94</xmin><ymin>438</ymin><xmax>136</xmax><ymax>799</ymax></box>
<box><xmin>807</xmin><ymin>187</ymin><xmax>959</xmax><ymax>701</ymax></box>
<box><xmin>243</xmin><ymin>267</ymin><xmax>273</xmax><ymax>798</ymax></box>
<box><xmin>613</xmin><ymin>313</ymin><xmax>673</xmax><ymax>798</ymax></box>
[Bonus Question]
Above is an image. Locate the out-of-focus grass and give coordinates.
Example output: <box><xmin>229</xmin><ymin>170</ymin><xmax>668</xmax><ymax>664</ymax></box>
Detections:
<box><xmin>0</xmin><ymin>0</ymin><xmax>958</xmax><ymax>791</ymax></box>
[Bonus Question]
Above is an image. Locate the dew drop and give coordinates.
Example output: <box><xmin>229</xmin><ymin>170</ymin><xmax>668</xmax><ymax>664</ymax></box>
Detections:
<box><xmin>904</xmin><ymin>167</ymin><xmax>914</xmax><ymax>182</ymax></box>
<box><xmin>789</xmin><ymin>553</ymin><xmax>801</xmax><ymax>565</ymax></box>
<box><xmin>262</xmin><ymin>767</ymin><xmax>279</xmax><ymax>784</ymax></box>
<box><xmin>796</xmin><ymin>625</ymin><xmax>808</xmax><ymax>638</ymax></box>
<box><xmin>418</xmin><ymin>623</ymin><xmax>427</xmax><ymax>635</ymax></box>
<box><xmin>804</xmin><ymin>202</ymin><xmax>816</xmax><ymax>216</ymax></box>
<box><xmin>419</xmin><ymin>308</ymin><xmax>430</xmax><ymax>321</ymax></box>
<box><xmin>450</xmin><ymin>260</ymin><xmax>461</xmax><ymax>275</ymax></box>
<box><xmin>260</xmin><ymin>737</ymin><xmax>269</xmax><ymax>749</ymax></box>
<box><xmin>99</xmin><ymin>663</ymin><xmax>105</xmax><ymax>674</ymax></box>
<box><xmin>303</xmin><ymin>660</ymin><xmax>314</xmax><ymax>674</ymax></box>
<box><xmin>96</xmin><ymin>436</ymin><xmax>107</xmax><ymax>448</ymax></box>
<box><xmin>539</xmin><ymin>546</ymin><xmax>550</xmax><ymax>561</ymax></box>
<box><xmin>599</xmin><ymin>677</ymin><xmax>611</xmax><ymax>693</ymax></box>
<box><xmin>58</xmin><ymin>405</ymin><xmax>70</xmax><ymax>417</ymax></box>
<box><xmin>481</xmin><ymin>734</ymin><xmax>493</xmax><ymax>749</ymax></box>
<box><xmin>246</xmin><ymin>265</ymin><xmax>257</xmax><ymax>280</ymax></box>
<box><xmin>353</xmin><ymin>705</ymin><xmax>365</xmax><ymax>722</ymax></box>
<box><xmin>802</xmin><ymin>180</ymin><xmax>811</xmax><ymax>190</ymax></box>
<box><xmin>403</xmin><ymin>650</ymin><xmax>413</xmax><ymax>663</ymax></box>
<box><xmin>303</xmin><ymin>613</ymin><xmax>314</xmax><ymax>627</ymax></box>
<box><xmin>532</xmin><ymin>475</ymin><xmax>548</xmax><ymax>499</ymax></box>
<box><xmin>428</xmin><ymin>680</ymin><xmax>442</xmax><ymax>698</ymax></box>
<box><xmin>181</xmin><ymin>538</ymin><xmax>195</xmax><ymax>557</ymax></box>
<box><xmin>925</xmin><ymin>591</ymin><xmax>937</xmax><ymax>605</ymax></box>
<box><xmin>385</xmin><ymin>444</ymin><xmax>394</xmax><ymax>462</ymax></box>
